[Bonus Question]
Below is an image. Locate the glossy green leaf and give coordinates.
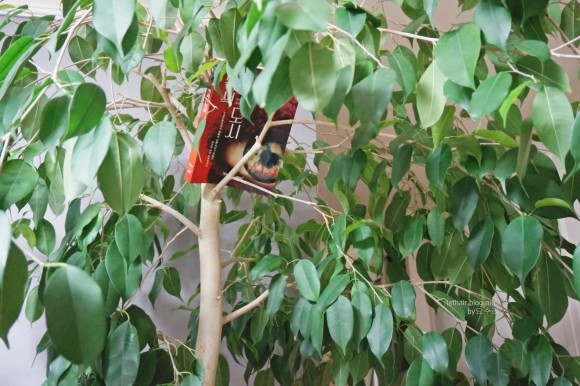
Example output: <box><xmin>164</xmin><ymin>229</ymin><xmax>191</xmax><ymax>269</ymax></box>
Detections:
<box><xmin>294</xmin><ymin>259</ymin><xmax>320</xmax><ymax>301</ymax></box>
<box><xmin>527</xmin><ymin>336</ymin><xmax>552</xmax><ymax>386</ymax></box>
<box><xmin>104</xmin><ymin>321</ymin><xmax>140</xmax><ymax>386</ymax></box>
<box><xmin>25</xmin><ymin>285</ymin><xmax>43</xmax><ymax>324</ymax></box>
<box><xmin>28</xmin><ymin>178</ymin><xmax>48</xmax><ymax>226</ymax></box>
<box><xmin>150</xmin><ymin>0</ymin><xmax>177</xmax><ymax>29</ymax></box>
<box><xmin>97</xmin><ymin>131</ymin><xmax>144</xmax><ymax>214</ymax></box>
<box><xmin>351</xmin><ymin>68</ymin><xmax>396</xmax><ymax>124</ymax></box>
<box><xmin>143</xmin><ymin>121</ymin><xmax>176</xmax><ymax>176</ymax></box>
<box><xmin>266</xmin><ymin>274</ymin><xmax>286</xmax><ymax>316</ymax></box>
<box><xmin>308</xmin><ymin>305</ymin><xmax>324</xmax><ymax>354</ymax></box>
<box><xmin>505</xmin><ymin>0</ymin><xmax>549</xmax><ymax>25</ymax></box>
<box><xmin>392</xmin><ymin>281</ymin><xmax>416</xmax><ymax>320</ymax></box>
<box><xmin>35</xmin><ymin>219</ymin><xmax>56</xmax><ymax>255</ymax></box>
<box><xmin>417</xmin><ymin>60</ymin><xmax>447</xmax><ymax>128</ymax></box>
<box><xmin>562</xmin><ymin>2</ymin><xmax>580</xmax><ymax>47</ymax></box>
<box><xmin>334</xmin><ymin>7</ymin><xmax>366</xmax><ymax>37</ymax></box>
<box><xmin>351</xmin><ymin>292</ymin><xmax>372</xmax><ymax>345</ymax></box>
<box><xmin>391</xmin><ymin>144</ymin><xmax>413</xmax><ymax>187</ymax></box>
<box><xmin>517</xmin><ymin>40</ymin><xmax>550</xmax><ymax>62</ymax></box>
<box><xmin>105</xmin><ymin>242</ymin><xmax>128</xmax><ymax>298</ymax></box>
<box><xmin>485</xmin><ymin>352</ymin><xmax>510</xmax><ymax>386</ymax></box>
<box><xmin>537</xmin><ymin>255</ymin><xmax>568</xmax><ymax>327</ymax></box>
<box><xmin>421</xmin><ymin>332</ymin><xmax>448</xmax><ymax>374</ymax></box>
<box><xmin>406</xmin><ymin>359</ymin><xmax>434</xmax><ymax>386</ymax></box>
<box><xmin>466</xmin><ymin>218</ymin><xmax>494</xmax><ymax>268</ymax></box>
<box><xmin>424</xmin><ymin>0</ymin><xmax>439</xmax><ymax>24</ymax></box>
<box><xmin>71</xmin><ymin>116</ymin><xmax>113</xmax><ymax>187</ymax></box>
<box><xmin>277</xmin><ymin>0</ymin><xmax>330</xmax><ymax>32</ymax></box>
<box><xmin>0</xmin><ymin>160</ymin><xmax>38</xmax><ymax>210</ymax></box>
<box><xmin>115</xmin><ymin>214</ymin><xmax>144</xmax><ymax>263</ymax></box>
<box><xmin>570</xmin><ymin>115</ymin><xmax>580</xmax><ymax>173</ymax></box>
<box><xmin>574</xmin><ymin>244</ymin><xmax>580</xmax><ymax>298</ymax></box>
<box><xmin>449</xmin><ymin>177</ymin><xmax>479</xmax><ymax>230</ymax></box>
<box><xmin>0</xmin><ymin>244</ymin><xmax>27</xmax><ymax>346</ymax></box>
<box><xmin>289</xmin><ymin>43</ymin><xmax>337</xmax><ymax>112</ymax></box>
<box><xmin>434</xmin><ymin>24</ymin><xmax>480</xmax><ymax>89</ymax></box>
<box><xmin>162</xmin><ymin>267</ymin><xmax>182</xmax><ymax>300</ymax></box>
<box><xmin>318</xmin><ymin>274</ymin><xmax>350</xmax><ymax>308</ymax></box>
<box><xmin>66</xmin><ymin>83</ymin><xmax>106</xmax><ymax>138</ymax></box>
<box><xmin>532</xmin><ymin>87</ymin><xmax>574</xmax><ymax>162</ymax></box>
<box><xmin>517</xmin><ymin>57</ymin><xmax>571</xmax><ymax>93</ymax></box>
<box><xmin>425</xmin><ymin>143</ymin><xmax>452</xmax><ymax>188</ymax></box>
<box><xmin>39</xmin><ymin>95</ymin><xmax>70</xmax><ymax>150</ymax></box>
<box><xmin>427</xmin><ymin>209</ymin><xmax>445</xmax><ymax>250</ymax></box>
<box><xmin>387</xmin><ymin>51</ymin><xmax>416</xmax><ymax>99</ymax></box>
<box><xmin>93</xmin><ymin>0</ymin><xmax>136</xmax><ymax>56</ymax></box>
<box><xmin>502</xmin><ymin>216</ymin><xmax>543</xmax><ymax>284</ymax></box>
<box><xmin>499</xmin><ymin>81</ymin><xmax>530</xmax><ymax>125</ymax></box>
<box><xmin>474</xmin><ymin>0</ymin><xmax>511</xmax><ymax>50</ymax></box>
<box><xmin>44</xmin><ymin>265</ymin><xmax>106</xmax><ymax>364</ymax></box>
<box><xmin>367</xmin><ymin>303</ymin><xmax>393</xmax><ymax>360</ymax></box>
<box><xmin>215</xmin><ymin>355</ymin><xmax>230</xmax><ymax>386</ymax></box>
<box><xmin>432</xmin><ymin>106</ymin><xmax>455</xmax><ymax>147</ymax></box>
<box><xmin>326</xmin><ymin>295</ymin><xmax>353</xmax><ymax>353</ymax></box>
<box><xmin>429</xmin><ymin>291</ymin><xmax>466</xmax><ymax>321</ymax></box>
<box><xmin>469</xmin><ymin>73</ymin><xmax>512</xmax><ymax>120</ymax></box>
<box><xmin>465</xmin><ymin>335</ymin><xmax>493</xmax><ymax>385</ymax></box>
<box><xmin>179</xmin><ymin>30</ymin><xmax>205</xmax><ymax>73</ymax></box>
<box><xmin>0</xmin><ymin>36</ymin><xmax>33</xmax><ymax>82</ymax></box>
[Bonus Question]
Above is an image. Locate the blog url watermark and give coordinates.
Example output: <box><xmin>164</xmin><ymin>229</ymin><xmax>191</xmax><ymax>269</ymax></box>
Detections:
<box><xmin>441</xmin><ymin>299</ymin><xmax>495</xmax><ymax>315</ymax></box>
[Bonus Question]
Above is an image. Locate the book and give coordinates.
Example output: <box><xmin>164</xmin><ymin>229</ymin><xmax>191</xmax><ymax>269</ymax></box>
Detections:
<box><xmin>184</xmin><ymin>76</ymin><xmax>298</xmax><ymax>194</ymax></box>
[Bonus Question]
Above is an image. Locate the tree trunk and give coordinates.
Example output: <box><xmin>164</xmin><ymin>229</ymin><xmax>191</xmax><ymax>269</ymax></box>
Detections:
<box><xmin>195</xmin><ymin>183</ymin><xmax>223</xmax><ymax>386</ymax></box>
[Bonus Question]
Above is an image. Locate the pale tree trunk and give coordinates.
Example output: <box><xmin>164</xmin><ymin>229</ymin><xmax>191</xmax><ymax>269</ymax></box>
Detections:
<box><xmin>196</xmin><ymin>183</ymin><xmax>223</xmax><ymax>386</ymax></box>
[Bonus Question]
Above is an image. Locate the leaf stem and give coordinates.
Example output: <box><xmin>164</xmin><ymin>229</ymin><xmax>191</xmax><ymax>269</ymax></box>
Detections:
<box><xmin>140</xmin><ymin>194</ymin><xmax>202</xmax><ymax>237</ymax></box>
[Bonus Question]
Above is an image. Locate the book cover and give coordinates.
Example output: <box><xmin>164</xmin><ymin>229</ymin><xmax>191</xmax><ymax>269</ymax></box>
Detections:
<box><xmin>184</xmin><ymin>76</ymin><xmax>298</xmax><ymax>194</ymax></box>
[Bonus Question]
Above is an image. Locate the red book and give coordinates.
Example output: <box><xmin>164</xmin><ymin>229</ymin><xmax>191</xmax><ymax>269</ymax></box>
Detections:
<box><xmin>184</xmin><ymin>76</ymin><xmax>298</xmax><ymax>194</ymax></box>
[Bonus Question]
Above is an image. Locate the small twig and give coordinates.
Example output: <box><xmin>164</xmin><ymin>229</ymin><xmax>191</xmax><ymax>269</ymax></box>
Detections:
<box><xmin>222</xmin><ymin>290</ymin><xmax>270</xmax><ymax>325</ymax></box>
<box><xmin>550</xmin><ymin>52</ymin><xmax>580</xmax><ymax>59</ymax></box>
<box><xmin>0</xmin><ymin>134</ymin><xmax>10</xmax><ymax>171</ymax></box>
<box><xmin>140</xmin><ymin>194</ymin><xmax>202</xmax><ymax>237</ymax></box>
<box><xmin>378</xmin><ymin>27</ymin><xmax>439</xmax><ymax>43</ymax></box>
<box><xmin>551</xmin><ymin>35</ymin><xmax>580</xmax><ymax>53</ymax></box>
<box><xmin>328</xmin><ymin>23</ymin><xmax>386</xmax><ymax>68</ymax></box>
<box><xmin>213</xmin><ymin>114</ymin><xmax>275</xmax><ymax>194</ymax></box>
<box><xmin>52</xmin><ymin>10</ymin><xmax>91</xmax><ymax>83</ymax></box>
<box><xmin>507</xmin><ymin>62</ymin><xmax>536</xmax><ymax>82</ymax></box>
<box><xmin>144</xmin><ymin>73</ymin><xmax>195</xmax><ymax>151</ymax></box>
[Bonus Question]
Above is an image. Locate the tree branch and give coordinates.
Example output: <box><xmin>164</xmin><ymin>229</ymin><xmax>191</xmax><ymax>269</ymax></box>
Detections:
<box><xmin>378</xmin><ymin>27</ymin><xmax>439</xmax><ymax>43</ymax></box>
<box><xmin>144</xmin><ymin>73</ymin><xmax>195</xmax><ymax>151</ymax></box>
<box><xmin>140</xmin><ymin>194</ymin><xmax>202</xmax><ymax>237</ymax></box>
<box><xmin>52</xmin><ymin>10</ymin><xmax>91</xmax><ymax>83</ymax></box>
<box><xmin>0</xmin><ymin>134</ymin><xmax>10</xmax><ymax>172</ymax></box>
<box><xmin>222</xmin><ymin>289</ymin><xmax>269</xmax><ymax>325</ymax></box>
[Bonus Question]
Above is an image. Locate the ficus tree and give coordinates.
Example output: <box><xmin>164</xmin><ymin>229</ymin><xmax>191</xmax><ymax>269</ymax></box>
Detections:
<box><xmin>1</xmin><ymin>0</ymin><xmax>580</xmax><ymax>385</ymax></box>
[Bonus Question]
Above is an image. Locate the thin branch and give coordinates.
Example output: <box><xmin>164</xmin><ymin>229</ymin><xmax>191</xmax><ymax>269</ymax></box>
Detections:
<box><xmin>328</xmin><ymin>23</ymin><xmax>385</xmax><ymax>68</ymax></box>
<box><xmin>222</xmin><ymin>216</ymin><xmax>261</xmax><ymax>268</ymax></box>
<box><xmin>0</xmin><ymin>134</ymin><xmax>10</xmax><ymax>171</ymax></box>
<box><xmin>378</xmin><ymin>27</ymin><xmax>439</xmax><ymax>43</ymax></box>
<box><xmin>52</xmin><ymin>10</ymin><xmax>91</xmax><ymax>83</ymax></box>
<box><xmin>551</xmin><ymin>52</ymin><xmax>580</xmax><ymax>59</ymax></box>
<box><xmin>140</xmin><ymin>194</ymin><xmax>202</xmax><ymax>237</ymax></box>
<box><xmin>551</xmin><ymin>35</ymin><xmax>580</xmax><ymax>53</ymax></box>
<box><xmin>213</xmin><ymin>114</ymin><xmax>275</xmax><ymax>194</ymax></box>
<box><xmin>546</xmin><ymin>14</ymin><xmax>580</xmax><ymax>56</ymax></box>
<box><xmin>144</xmin><ymin>73</ymin><xmax>195</xmax><ymax>151</ymax></box>
<box><xmin>222</xmin><ymin>290</ymin><xmax>269</xmax><ymax>325</ymax></box>
<box><xmin>507</xmin><ymin>62</ymin><xmax>536</xmax><ymax>82</ymax></box>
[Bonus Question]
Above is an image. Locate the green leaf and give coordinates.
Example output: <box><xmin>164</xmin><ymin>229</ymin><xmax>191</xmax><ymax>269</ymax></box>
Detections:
<box><xmin>35</xmin><ymin>219</ymin><xmax>56</xmax><ymax>255</ymax></box>
<box><xmin>427</xmin><ymin>209</ymin><xmax>445</xmax><ymax>250</ymax></box>
<box><xmin>449</xmin><ymin>177</ymin><xmax>479</xmax><ymax>230</ymax></box>
<box><xmin>517</xmin><ymin>40</ymin><xmax>550</xmax><ymax>63</ymax></box>
<box><xmin>351</xmin><ymin>292</ymin><xmax>373</xmax><ymax>345</ymax></box>
<box><xmin>115</xmin><ymin>214</ymin><xmax>145</xmax><ymax>263</ymax></box>
<box><xmin>532</xmin><ymin>87</ymin><xmax>574</xmax><ymax>162</ymax></box>
<box><xmin>431</xmin><ymin>106</ymin><xmax>455</xmax><ymax>147</ymax></box>
<box><xmin>537</xmin><ymin>255</ymin><xmax>568</xmax><ymax>327</ymax></box>
<box><xmin>150</xmin><ymin>0</ymin><xmax>177</xmax><ymax>29</ymax></box>
<box><xmin>97</xmin><ymin>131</ymin><xmax>144</xmax><ymax>214</ymax></box>
<box><xmin>466</xmin><ymin>218</ymin><xmax>494</xmax><ymax>268</ymax></box>
<box><xmin>406</xmin><ymin>359</ymin><xmax>435</xmax><ymax>386</ymax></box>
<box><xmin>45</xmin><ymin>265</ymin><xmax>106</xmax><ymax>364</ymax></box>
<box><xmin>215</xmin><ymin>355</ymin><xmax>230</xmax><ymax>386</ymax></box>
<box><xmin>72</xmin><ymin>116</ymin><xmax>113</xmax><ymax>187</ymax></box>
<box><xmin>105</xmin><ymin>242</ymin><xmax>128</xmax><ymax>298</ymax></box>
<box><xmin>318</xmin><ymin>274</ymin><xmax>350</xmax><ymax>308</ymax></box>
<box><xmin>179</xmin><ymin>30</ymin><xmax>205</xmax><ymax>73</ymax></box>
<box><xmin>249</xmin><ymin>254</ymin><xmax>281</xmax><ymax>281</ymax></box>
<box><xmin>499</xmin><ymin>81</ymin><xmax>530</xmax><ymax>126</ymax></box>
<box><xmin>39</xmin><ymin>95</ymin><xmax>70</xmax><ymax>150</ymax></box>
<box><xmin>25</xmin><ymin>285</ymin><xmax>43</xmax><ymax>324</ymax></box>
<box><xmin>434</xmin><ymin>24</ymin><xmax>480</xmax><ymax>89</ymax></box>
<box><xmin>574</xmin><ymin>244</ymin><xmax>580</xmax><ymax>299</ymax></box>
<box><xmin>426</xmin><ymin>143</ymin><xmax>452</xmax><ymax>188</ymax></box>
<box><xmin>391</xmin><ymin>144</ymin><xmax>413</xmax><ymax>188</ymax></box>
<box><xmin>429</xmin><ymin>291</ymin><xmax>466</xmax><ymax>321</ymax></box>
<box><xmin>93</xmin><ymin>0</ymin><xmax>136</xmax><ymax>57</ymax></box>
<box><xmin>417</xmin><ymin>60</ymin><xmax>447</xmax><ymax>128</ymax></box>
<box><xmin>351</xmin><ymin>68</ymin><xmax>396</xmax><ymax>124</ymax></box>
<box><xmin>517</xmin><ymin>57</ymin><xmax>571</xmax><ymax>93</ymax></box>
<box><xmin>0</xmin><ymin>160</ymin><xmax>38</xmax><ymax>210</ymax></box>
<box><xmin>502</xmin><ymin>216</ymin><xmax>543</xmax><ymax>284</ymax></box>
<box><xmin>562</xmin><ymin>2</ymin><xmax>580</xmax><ymax>47</ymax></box>
<box><xmin>485</xmin><ymin>352</ymin><xmax>510</xmax><ymax>386</ymax></box>
<box><xmin>367</xmin><ymin>303</ymin><xmax>393</xmax><ymax>361</ymax></box>
<box><xmin>66</xmin><ymin>83</ymin><xmax>107</xmax><ymax>139</ymax></box>
<box><xmin>465</xmin><ymin>335</ymin><xmax>493</xmax><ymax>385</ymax></box>
<box><xmin>469</xmin><ymin>73</ymin><xmax>512</xmax><ymax>120</ymax></box>
<box><xmin>424</xmin><ymin>0</ymin><xmax>439</xmax><ymax>24</ymax></box>
<box><xmin>143</xmin><ymin>121</ymin><xmax>176</xmax><ymax>176</ymax></box>
<box><xmin>474</xmin><ymin>0</ymin><xmax>511</xmax><ymax>50</ymax></box>
<box><xmin>527</xmin><ymin>336</ymin><xmax>552</xmax><ymax>386</ymax></box>
<box><xmin>387</xmin><ymin>51</ymin><xmax>416</xmax><ymax>99</ymax></box>
<box><xmin>162</xmin><ymin>267</ymin><xmax>181</xmax><ymax>300</ymax></box>
<box><xmin>334</xmin><ymin>7</ymin><xmax>366</xmax><ymax>37</ymax></box>
<box><xmin>104</xmin><ymin>321</ymin><xmax>140</xmax><ymax>386</ymax></box>
<box><xmin>266</xmin><ymin>274</ymin><xmax>286</xmax><ymax>316</ymax></box>
<box><xmin>326</xmin><ymin>295</ymin><xmax>353</xmax><ymax>353</ymax></box>
<box><xmin>570</xmin><ymin>115</ymin><xmax>580</xmax><ymax>173</ymax></box>
<box><xmin>392</xmin><ymin>281</ymin><xmax>416</xmax><ymax>320</ymax></box>
<box><xmin>309</xmin><ymin>305</ymin><xmax>324</xmax><ymax>355</ymax></box>
<box><xmin>289</xmin><ymin>42</ymin><xmax>337</xmax><ymax>112</ymax></box>
<box><xmin>421</xmin><ymin>332</ymin><xmax>448</xmax><ymax>374</ymax></box>
<box><xmin>473</xmin><ymin>129</ymin><xmax>517</xmax><ymax>148</ymax></box>
<box><xmin>277</xmin><ymin>0</ymin><xmax>330</xmax><ymax>32</ymax></box>
<box><xmin>505</xmin><ymin>0</ymin><xmax>549</xmax><ymax>25</ymax></box>
<box><xmin>0</xmin><ymin>244</ymin><xmax>27</xmax><ymax>346</ymax></box>
<box><xmin>294</xmin><ymin>259</ymin><xmax>320</xmax><ymax>301</ymax></box>
<box><xmin>218</xmin><ymin>8</ymin><xmax>241</xmax><ymax>65</ymax></box>
<box><xmin>0</xmin><ymin>36</ymin><xmax>33</xmax><ymax>82</ymax></box>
